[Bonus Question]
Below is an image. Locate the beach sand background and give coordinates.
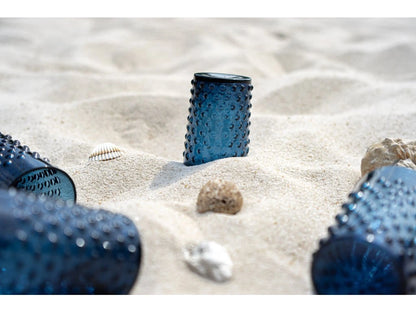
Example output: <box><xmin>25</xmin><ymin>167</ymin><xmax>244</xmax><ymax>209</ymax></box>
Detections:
<box><xmin>0</xmin><ymin>18</ymin><xmax>416</xmax><ymax>294</ymax></box>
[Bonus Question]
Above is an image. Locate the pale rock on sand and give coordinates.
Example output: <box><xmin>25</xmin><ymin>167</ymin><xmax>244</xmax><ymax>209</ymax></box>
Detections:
<box><xmin>1</xmin><ymin>18</ymin><xmax>416</xmax><ymax>294</ymax></box>
<box><xmin>396</xmin><ymin>159</ymin><xmax>416</xmax><ymax>170</ymax></box>
<box><xmin>361</xmin><ymin>138</ymin><xmax>416</xmax><ymax>176</ymax></box>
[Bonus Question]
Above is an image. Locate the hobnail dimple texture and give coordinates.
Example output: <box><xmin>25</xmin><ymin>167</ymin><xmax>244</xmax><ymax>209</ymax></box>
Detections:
<box><xmin>0</xmin><ymin>188</ymin><xmax>142</xmax><ymax>294</ymax></box>
<box><xmin>312</xmin><ymin>166</ymin><xmax>416</xmax><ymax>294</ymax></box>
<box><xmin>0</xmin><ymin>132</ymin><xmax>76</xmax><ymax>202</ymax></box>
<box><xmin>183</xmin><ymin>73</ymin><xmax>253</xmax><ymax>166</ymax></box>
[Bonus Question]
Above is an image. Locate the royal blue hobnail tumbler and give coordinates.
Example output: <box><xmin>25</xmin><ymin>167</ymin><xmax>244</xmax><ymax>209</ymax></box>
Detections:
<box><xmin>0</xmin><ymin>188</ymin><xmax>142</xmax><ymax>294</ymax></box>
<box><xmin>183</xmin><ymin>72</ymin><xmax>253</xmax><ymax>166</ymax></box>
<box><xmin>0</xmin><ymin>132</ymin><xmax>76</xmax><ymax>202</ymax></box>
<box><xmin>312</xmin><ymin>166</ymin><xmax>416</xmax><ymax>294</ymax></box>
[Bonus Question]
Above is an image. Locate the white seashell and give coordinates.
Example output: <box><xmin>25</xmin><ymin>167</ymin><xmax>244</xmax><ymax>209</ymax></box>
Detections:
<box><xmin>183</xmin><ymin>241</ymin><xmax>233</xmax><ymax>283</ymax></box>
<box><xmin>88</xmin><ymin>143</ymin><xmax>123</xmax><ymax>162</ymax></box>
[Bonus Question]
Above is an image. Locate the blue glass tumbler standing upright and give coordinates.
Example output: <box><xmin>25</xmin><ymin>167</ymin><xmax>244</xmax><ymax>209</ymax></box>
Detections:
<box><xmin>183</xmin><ymin>73</ymin><xmax>253</xmax><ymax>166</ymax></box>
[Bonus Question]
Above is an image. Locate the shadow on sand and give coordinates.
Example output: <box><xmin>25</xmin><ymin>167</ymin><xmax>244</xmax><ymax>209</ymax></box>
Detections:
<box><xmin>149</xmin><ymin>160</ymin><xmax>213</xmax><ymax>190</ymax></box>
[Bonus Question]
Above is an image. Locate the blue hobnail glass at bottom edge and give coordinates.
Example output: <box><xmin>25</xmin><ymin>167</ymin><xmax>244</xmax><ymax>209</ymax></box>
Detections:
<box><xmin>312</xmin><ymin>236</ymin><xmax>405</xmax><ymax>294</ymax></box>
<box><xmin>0</xmin><ymin>188</ymin><xmax>141</xmax><ymax>294</ymax></box>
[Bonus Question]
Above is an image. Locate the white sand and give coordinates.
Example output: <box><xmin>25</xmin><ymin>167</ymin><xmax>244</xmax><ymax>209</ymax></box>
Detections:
<box><xmin>1</xmin><ymin>18</ymin><xmax>416</xmax><ymax>294</ymax></box>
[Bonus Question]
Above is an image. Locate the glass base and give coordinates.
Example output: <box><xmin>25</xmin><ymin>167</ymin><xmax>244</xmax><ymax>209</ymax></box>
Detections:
<box><xmin>312</xmin><ymin>238</ymin><xmax>404</xmax><ymax>294</ymax></box>
<box><xmin>13</xmin><ymin>167</ymin><xmax>76</xmax><ymax>202</ymax></box>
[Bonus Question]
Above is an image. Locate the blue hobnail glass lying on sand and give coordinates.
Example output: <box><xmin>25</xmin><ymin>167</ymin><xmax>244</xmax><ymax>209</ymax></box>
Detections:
<box><xmin>0</xmin><ymin>132</ymin><xmax>76</xmax><ymax>202</ymax></box>
<box><xmin>183</xmin><ymin>72</ymin><xmax>253</xmax><ymax>166</ymax></box>
<box><xmin>312</xmin><ymin>166</ymin><xmax>416</xmax><ymax>294</ymax></box>
<box><xmin>0</xmin><ymin>188</ymin><xmax>142</xmax><ymax>294</ymax></box>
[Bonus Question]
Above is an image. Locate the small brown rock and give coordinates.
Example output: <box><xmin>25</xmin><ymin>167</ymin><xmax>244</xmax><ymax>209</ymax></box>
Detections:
<box><xmin>196</xmin><ymin>180</ymin><xmax>243</xmax><ymax>215</ymax></box>
<box><xmin>361</xmin><ymin>138</ymin><xmax>416</xmax><ymax>176</ymax></box>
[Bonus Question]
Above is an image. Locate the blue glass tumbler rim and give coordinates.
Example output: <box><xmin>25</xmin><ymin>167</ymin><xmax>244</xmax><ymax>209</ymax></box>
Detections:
<box><xmin>194</xmin><ymin>72</ymin><xmax>251</xmax><ymax>84</ymax></box>
<box><xmin>312</xmin><ymin>236</ymin><xmax>405</xmax><ymax>294</ymax></box>
<box><xmin>9</xmin><ymin>163</ymin><xmax>77</xmax><ymax>203</ymax></box>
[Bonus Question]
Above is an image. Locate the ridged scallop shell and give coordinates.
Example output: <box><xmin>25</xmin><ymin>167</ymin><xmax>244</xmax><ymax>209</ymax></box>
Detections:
<box><xmin>88</xmin><ymin>143</ymin><xmax>123</xmax><ymax>162</ymax></box>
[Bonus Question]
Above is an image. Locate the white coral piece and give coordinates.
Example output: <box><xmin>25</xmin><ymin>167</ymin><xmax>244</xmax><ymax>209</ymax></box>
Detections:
<box><xmin>183</xmin><ymin>241</ymin><xmax>233</xmax><ymax>283</ymax></box>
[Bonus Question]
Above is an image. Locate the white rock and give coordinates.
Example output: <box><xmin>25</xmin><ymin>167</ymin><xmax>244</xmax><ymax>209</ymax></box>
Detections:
<box><xmin>183</xmin><ymin>241</ymin><xmax>233</xmax><ymax>283</ymax></box>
